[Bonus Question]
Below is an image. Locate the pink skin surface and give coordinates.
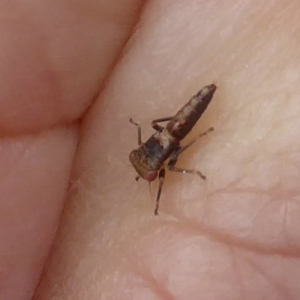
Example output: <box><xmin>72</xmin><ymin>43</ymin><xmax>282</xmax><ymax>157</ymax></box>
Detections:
<box><xmin>2</xmin><ymin>1</ymin><xmax>300</xmax><ymax>299</ymax></box>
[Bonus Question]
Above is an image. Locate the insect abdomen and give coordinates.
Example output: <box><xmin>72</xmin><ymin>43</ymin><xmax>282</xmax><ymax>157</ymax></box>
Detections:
<box><xmin>166</xmin><ymin>84</ymin><xmax>216</xmax><ymax>140</ymax></box>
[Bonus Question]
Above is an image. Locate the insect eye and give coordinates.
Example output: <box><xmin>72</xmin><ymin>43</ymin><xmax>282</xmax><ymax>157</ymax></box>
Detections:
<box><xmin>129</xmin><ymin>150</ymin><xmax>137</xmax><ymax>164</ymax></box>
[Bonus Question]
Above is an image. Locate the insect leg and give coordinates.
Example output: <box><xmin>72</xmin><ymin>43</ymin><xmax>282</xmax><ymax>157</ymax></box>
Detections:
<box><xmin>130</xmin><ymin>118</ymin><xmax>142</xmax><ymax>145</ymax></box>
<box><xmin>154</xmin><ymin>168</ymin><xmax>166</xmax><ymax>215</ymax></box>
<box><xmin>151</xmin><ymin>116</ymin><xmax>174</xmax><ymax>132</ymax></box>
<box><xmin>167</xmin><ymin>127</ymin><xmax>214</xmax><ymax>180</ymax></box>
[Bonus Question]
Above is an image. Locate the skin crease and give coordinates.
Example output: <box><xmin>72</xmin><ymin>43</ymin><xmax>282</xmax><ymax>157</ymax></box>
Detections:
<box><xmin>2</xmin><ymin>0</ymin><xmax>300</xmax><ymax>299</ymax></box>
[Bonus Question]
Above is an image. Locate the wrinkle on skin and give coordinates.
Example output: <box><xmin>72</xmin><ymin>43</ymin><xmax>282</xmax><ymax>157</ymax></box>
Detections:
<box><xmin>132</xmin><ymin>269</ymin><xmax>178</xmax><ymax>300</ymax></box>
<box><xmin>0</xmin><ymin>126</ymin><xmax>78</xmax><ymax>300</ymax></box>
<box><xmin>127</xmin><ymin>224</ymin><xmax>300</xmax><ymax>299</ymax></box>
<box><xmin>240</xmin><ymin>256</ymin><xmax>291</xmax><ymax>299</ymax></box>
<box><xmin>0</xmin><ymin>0</ymin><xmax>146</xmax><ymax>299</ymax></box>
<box><xmin>0</xmin><ymin>0</ymin><xmax>145</xmax><ymax>134</ymax></box>
<box><xmin>35</xmin><ymin>1</ymin><xmax>300</xmax><ymax>300</ymax></box>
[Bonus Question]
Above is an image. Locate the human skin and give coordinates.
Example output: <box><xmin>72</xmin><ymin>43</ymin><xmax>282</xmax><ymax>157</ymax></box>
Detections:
<box><xmin>1</xmin><ymin>1</ymin><xmax>300</xmax><ymax>299</ymax></box>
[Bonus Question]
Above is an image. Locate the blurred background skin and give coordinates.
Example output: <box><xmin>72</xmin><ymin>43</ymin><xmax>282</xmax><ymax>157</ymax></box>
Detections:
<box><xmin>1</xmin><ymin>1</ymin><xmax>300</xmax><ymax>299</ymax></box>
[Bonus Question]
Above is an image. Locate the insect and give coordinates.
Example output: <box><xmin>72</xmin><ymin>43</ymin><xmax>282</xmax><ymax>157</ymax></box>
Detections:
<box><xmin>129</xmin><ymin>84</ymin><xmax>217</xmax><ymax>215</ymax></box>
